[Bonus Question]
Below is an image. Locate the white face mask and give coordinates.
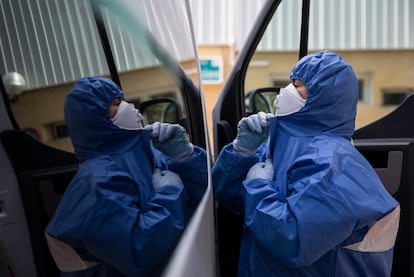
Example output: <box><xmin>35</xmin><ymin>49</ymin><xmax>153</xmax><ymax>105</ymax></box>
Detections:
<box><xmin>111</xmin><ymin>100</ymin><xmax>143</xmax><ymax>130</ymax></box>
<box><xmin>273</xmin><ymin>84</ymin><xmax>306</xmax><ymax>116</ymax></box>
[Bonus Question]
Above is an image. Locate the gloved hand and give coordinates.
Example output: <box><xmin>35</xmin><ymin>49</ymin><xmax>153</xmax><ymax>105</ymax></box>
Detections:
<box><xmin>152</xmin><ymin>168</ymin><xmax>183</xmax><ymax>189</ymax></box>
<box><xmin>233</xmin><ymin>112</ymin><xmax>274</xmax><ymax>155</ymax></box>
<box><xmin>145</xmin><ymin>122</ymin><xmax>194</xmax><ymax>161</ymax></box>
<box><xmin>246</xmin><ymin>159</ymin><xmax>274</xmax><ymax>180</ymax></box>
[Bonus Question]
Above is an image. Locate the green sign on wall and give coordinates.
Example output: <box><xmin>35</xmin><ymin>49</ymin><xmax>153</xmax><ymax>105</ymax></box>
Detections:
<box><xmin>200</xmin><ymin>57</ymin><xmax>223</xmax><ymax>84</ymax></box>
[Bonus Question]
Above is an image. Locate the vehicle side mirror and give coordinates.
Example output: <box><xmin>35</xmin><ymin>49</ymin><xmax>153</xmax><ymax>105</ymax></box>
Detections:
<box><xmin>245</xmin><ymin>87</ymin><xmax>280</xmax><ymax>115</ymax></box>
<box><xmin>139</xmin><ymin>98</ymin><xmax>188</xmax><ymax>130</ymax></box>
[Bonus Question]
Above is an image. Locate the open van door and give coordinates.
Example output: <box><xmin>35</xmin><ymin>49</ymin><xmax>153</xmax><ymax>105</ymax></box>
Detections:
<box><xmin>0</xmin><ymin>0</ymin><xmax>214</xmax><ymax>276</ymax></box>
<box><xmin>213</xmin><ymin>0</ymin><xmax>413</xmax><ymax>276</ymax></box>
<box><xmin>353</xmin><ymin>95</ymin><xmax>414</xmax><ymax>277</ymax></box>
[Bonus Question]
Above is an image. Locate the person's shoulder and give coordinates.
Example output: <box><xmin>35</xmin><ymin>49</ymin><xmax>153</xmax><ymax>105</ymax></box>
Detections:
<box><xmin>83</xmin><ymin>154</ymin><xmax>116</xmax><ymax>166</ymax></box>
<box><xmin>306</xmin><ymin>135</ymin><xmax>358</xmax><ymax>160</ymax></box>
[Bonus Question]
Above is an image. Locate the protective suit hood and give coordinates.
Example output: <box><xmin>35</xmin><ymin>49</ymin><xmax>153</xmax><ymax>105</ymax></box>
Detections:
<box><xmin>274</xmin><ymin>50</ymin><xmax>358</xmax><ymax>140</ymax></box>
<box><xmin>64</xmin><ymin>77</ymin><xmax>146</xmax><ymax>161</ymax></box>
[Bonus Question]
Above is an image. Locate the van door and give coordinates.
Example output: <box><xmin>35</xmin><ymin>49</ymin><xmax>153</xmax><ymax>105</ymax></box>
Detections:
<box><xmin>353</xmin><ymin>96</ymin><xmax>414</xmax><ymax>277</ymax></box>
<box><xmin>0</xmin><ymin>0</ymin><xmax>213</xmax><ymax>276</ymax></box>
<box><xmin>212</xmin><ymin>0</ymin><xmax>413</xmax><ymax>276</ymax></box>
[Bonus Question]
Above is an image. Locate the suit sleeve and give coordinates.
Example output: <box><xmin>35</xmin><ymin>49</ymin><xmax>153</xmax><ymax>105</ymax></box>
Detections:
<box><xmin>212</xmin><ymin>143</ymin><xmax>261</xmax><ymax>215</ymax></box>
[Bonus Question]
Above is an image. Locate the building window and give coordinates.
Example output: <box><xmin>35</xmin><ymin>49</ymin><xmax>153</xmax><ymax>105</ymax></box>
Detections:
<box><xmin>51</xmin><ymin>122</ymin><xmax>69</xmax><ymax>139</ymax></box>
<box><xmin>356</xmin><ymin>72</ymin><xmax>372</xmax><ymax>104</ymax></box>
<box><xmin>382</xmin><ymin>88</ymin><xmax>413</xmax><ymax>106</ymax></box>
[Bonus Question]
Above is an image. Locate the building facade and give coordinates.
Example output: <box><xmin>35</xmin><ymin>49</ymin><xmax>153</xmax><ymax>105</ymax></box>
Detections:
<box><xmin>1</xmin><ymin>0</ymin><xmax>414</xmax><ymax>150</ymax></box>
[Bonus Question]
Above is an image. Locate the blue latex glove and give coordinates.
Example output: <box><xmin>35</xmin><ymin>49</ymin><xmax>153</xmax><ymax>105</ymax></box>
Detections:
<box><xmin>246</xmin><ymin>159</ymin><xmax>274</xmax><ymax>180</ymax></box>
<box><xmin>145</xmin><ymin>122</ymin><xmax>194</xmax><ymax>161</ymax></box>
<box><xmin>233</xmin><ymin>112</ymin><xmax>274</xmax><ymax>155</ymax></box>
<box><xmin>152</xmin><ymin>168</ymin><xmax>183</xmax><ymax>189</ymax></box>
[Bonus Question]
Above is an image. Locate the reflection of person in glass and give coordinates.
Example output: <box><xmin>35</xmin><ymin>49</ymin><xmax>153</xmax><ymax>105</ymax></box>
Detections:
<box><xmin>45</xmin><ymin>77</ymin><xmax>207</xmax><ymax>276</ymax></box>
<box><xmin>213</xmin><ymin>51</ymin><xmax>399</xmax><ymax>276</ymax></box>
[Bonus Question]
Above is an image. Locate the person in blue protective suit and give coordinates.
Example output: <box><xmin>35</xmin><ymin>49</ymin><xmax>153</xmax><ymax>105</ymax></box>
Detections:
<box><xmin>212</xmin><ymin>51</ymin><xmax>400</xmax><ymax>276</ymax></box>
<box><xmin>45</xmin><ymin>77</ymin><xmax>207</xmax><ymax>276</ymax></box>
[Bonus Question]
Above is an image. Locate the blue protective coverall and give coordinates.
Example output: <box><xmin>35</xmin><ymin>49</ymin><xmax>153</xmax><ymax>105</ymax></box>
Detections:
<box><xmin>212</xmin><ymin>51</ymin><xmax>400</xmax><ymax>276</ymax></box>
<box><xmin>45</xmin><ymin>77</ymin><xmax>207</xmax><ymax>276</ymax></box>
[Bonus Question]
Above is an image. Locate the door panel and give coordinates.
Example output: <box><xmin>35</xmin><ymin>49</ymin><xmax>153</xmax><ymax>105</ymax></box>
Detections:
<box><xmin>0</xmin><ymin>87</ymin><xmax>39</xmax><ymax>276</ymax></box>
<box><xmin>1</xmin><ymin>130</ymin><xmax>78</xmax><ymax>277</ymax></box>
<box><xmin>354</xmin><ymin>94</ymin><xmax>414</xmax><ymax>277</ymax></box>
<box><xmin>354</xmin><ymin>139</ymin><xmax>414</xmax><ymax>277</ymax></box>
